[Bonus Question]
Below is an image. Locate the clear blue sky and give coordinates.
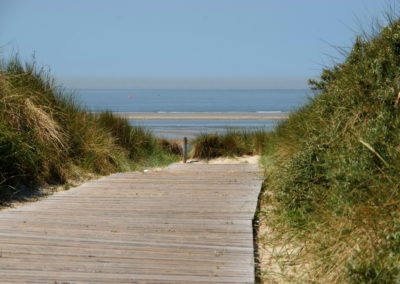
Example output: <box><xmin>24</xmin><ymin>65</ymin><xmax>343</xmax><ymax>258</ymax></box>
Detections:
<box><xmin>0</xmin><ymin>0</ymin><xmax>394</xmax><ymax>88</ymax></box>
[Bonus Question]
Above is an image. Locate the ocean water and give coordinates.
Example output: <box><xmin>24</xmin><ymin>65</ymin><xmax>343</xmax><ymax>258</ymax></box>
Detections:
<box><xmin>131</xmin><ymin>119</ymin><xmax>280</xmax><ymax>139</ymax></box>
<box><xmin>74</xmin><ymin>89</ymin><xmax>309</xmax><ymax>112</ymax></box>
<box><xmin>73</xmin><ymin>88</ymin><xmax>309</xmax><ymax>138</ymax></box>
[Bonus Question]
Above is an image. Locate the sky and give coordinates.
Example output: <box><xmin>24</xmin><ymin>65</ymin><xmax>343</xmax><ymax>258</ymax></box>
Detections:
<box><xmin>0</xmin><ymin>0</ymin><xmax>395</xmax><ymax>89</ymax></box>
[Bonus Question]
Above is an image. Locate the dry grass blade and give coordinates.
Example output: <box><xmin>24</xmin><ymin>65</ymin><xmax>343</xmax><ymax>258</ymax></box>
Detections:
<box><xmin>23</xmin><ymin>98</ymin><xmax>67</xmax><ymax>151</ymax></box>
<box><xmin>359</xmin><ymin>138</ymin><xmax>389</xmax><ymax>167</ymax></box>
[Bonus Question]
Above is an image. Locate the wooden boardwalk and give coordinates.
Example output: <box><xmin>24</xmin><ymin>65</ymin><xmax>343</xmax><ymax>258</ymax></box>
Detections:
<box><xmin>0</xmin><ymin>163</ymin><xmax>263</xmax><ymax>283</ymax></box>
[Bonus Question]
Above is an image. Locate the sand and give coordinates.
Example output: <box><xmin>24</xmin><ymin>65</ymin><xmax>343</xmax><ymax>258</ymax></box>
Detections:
<box><xmin>111</xmin><ymin>112</ymin><xmax>288</xmax><ymax>120</ymax></box>
<box><xmin>185</xmin><ymin>155</ymin><xmax>260</xmax><ymax>165</ymax></box>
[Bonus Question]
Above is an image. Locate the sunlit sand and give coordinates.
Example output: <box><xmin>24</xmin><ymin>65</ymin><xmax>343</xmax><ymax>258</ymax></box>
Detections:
<box><xmin>113</xmin><ymin>111</ymin><xmax>288</xmax><ymax>120</ymax></box>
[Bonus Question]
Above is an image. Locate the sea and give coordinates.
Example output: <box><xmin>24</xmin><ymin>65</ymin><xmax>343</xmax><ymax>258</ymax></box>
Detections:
<box><xmin>73</xmin><ymin>89</ymin><xmax>310</xmax><ymax>139</ymax></box>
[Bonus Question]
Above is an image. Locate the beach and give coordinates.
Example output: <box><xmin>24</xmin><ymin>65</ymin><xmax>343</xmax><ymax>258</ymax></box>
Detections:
<box><xmin>112</xmin><ymin>111</ymin><xmax>289</xmax><ymax>120</ymax></box>
<box><xmin>118</xmin><ymin>112</ymin><xmax>286</xmax><ymax>139</ymax></box>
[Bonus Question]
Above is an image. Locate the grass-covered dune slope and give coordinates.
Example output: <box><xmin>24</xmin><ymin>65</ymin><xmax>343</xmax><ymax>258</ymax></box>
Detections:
<box><xmin>0</xmin><ymin>57</ymin><xmax>178</xmax><ymax>204</ymax></box>
<box><xmin>189</xmin><ymin>15</ymin><xmax>400</xmax><ymax>283</ymax></box>
<box><xmin>258</xmin><ymin>18</ymin><xmax>400</xmax><ymax>283</ymax></box>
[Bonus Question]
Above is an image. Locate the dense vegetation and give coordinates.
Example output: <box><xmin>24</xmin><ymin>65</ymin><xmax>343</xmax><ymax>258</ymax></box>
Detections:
<box><xmin>191</xmin><ymin>17</ymin><xmax>400</xmax><ymax>283</ymax></box>
<box><xmin>0</xmin><ymin>57</ymin><xmax>178</xmax><ymax>204</ymax></box>
<box><xmin>259</xmin><ymin>17</ymin><xmax>400</xmax><ymax>283</ymax></box>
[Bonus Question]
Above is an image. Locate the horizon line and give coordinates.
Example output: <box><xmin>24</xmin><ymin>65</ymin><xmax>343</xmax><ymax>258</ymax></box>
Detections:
<box><xmin>56</xmin><ymin>76</ymin><xmax>311</xmax><ymax>89</ymax></box>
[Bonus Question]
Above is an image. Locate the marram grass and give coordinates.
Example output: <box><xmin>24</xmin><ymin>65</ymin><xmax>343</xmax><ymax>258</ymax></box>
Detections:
<box><xmin>0</xmin><ymin>57</ymin><xmax>178</xmax><ymax>203</ymax></box>
<box><xmin>190</xmin><ymin>130</ymin><xmax>269</xmax><ymax>159</ymax></box>
<box><xmin>258</xmin><ymin>16</ymin><xmax>400</xmax><ymax>283</ymax></box>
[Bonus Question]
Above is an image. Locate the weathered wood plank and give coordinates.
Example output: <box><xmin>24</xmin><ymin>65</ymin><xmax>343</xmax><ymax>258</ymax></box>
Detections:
<box><xmin>0</xmin><ymin>162</ymin><xmax>263</xmax><ymax>283</ymax></box>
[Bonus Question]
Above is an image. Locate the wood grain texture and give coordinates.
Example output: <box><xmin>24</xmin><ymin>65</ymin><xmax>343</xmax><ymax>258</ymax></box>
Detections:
<box><xmin>0</xmin><ymin>163</ymin><xmax>263</xmax><ymax>283</ymax></box>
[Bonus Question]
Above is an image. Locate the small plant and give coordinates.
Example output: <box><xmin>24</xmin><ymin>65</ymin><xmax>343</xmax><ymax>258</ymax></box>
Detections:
<box><xmin>159</xmin><ymin>138</ymin><xmax>182</xmax><ymax>155</ymax></box>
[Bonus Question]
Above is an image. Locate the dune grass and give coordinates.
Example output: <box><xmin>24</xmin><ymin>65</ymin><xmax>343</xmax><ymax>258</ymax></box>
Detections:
<box><xmin>0</xmin><ymin>56</ymin><xmax>178</xmax><ymax>204</ymax></box>
<box><xmin>257</xmin><ymin>16</ymin><xmax>400</xmax><ymax>283</ymax></box>
<box><xmin>190</xmin><ymin>130</ymin><xmax>269</xmax><ymax>159</ymax></box>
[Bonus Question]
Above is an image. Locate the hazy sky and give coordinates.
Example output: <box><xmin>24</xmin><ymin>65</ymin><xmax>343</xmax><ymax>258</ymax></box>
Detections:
<box><xmin>0</xmin><ymin>0</ymin><xmax>393</xmax><ymax>88</ymax></box>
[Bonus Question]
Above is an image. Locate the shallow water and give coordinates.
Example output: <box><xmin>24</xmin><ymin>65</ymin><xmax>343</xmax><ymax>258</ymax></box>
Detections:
<box><xmin>130</xmin><ymin>119</ymin><xmax>280</xmax><ymax>139</ymax></box>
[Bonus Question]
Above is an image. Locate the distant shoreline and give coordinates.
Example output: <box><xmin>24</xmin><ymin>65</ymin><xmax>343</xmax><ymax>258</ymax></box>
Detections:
<box><xmin>99</xmin><ymin>112</ymin><xmax>289</xmax><ymax>120</ymax></box>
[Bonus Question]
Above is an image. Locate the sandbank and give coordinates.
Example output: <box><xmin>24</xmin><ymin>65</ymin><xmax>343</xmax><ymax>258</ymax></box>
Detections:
<box><xmin>110</xmin><ymin>112</ymin><xmax>288</xmax><ymax>120</ymax></box>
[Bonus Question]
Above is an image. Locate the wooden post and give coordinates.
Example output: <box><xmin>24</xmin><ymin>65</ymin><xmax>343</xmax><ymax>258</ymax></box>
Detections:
<box><xmin>182</xmin><ymin>137</ymin><xmax>188</xmax><ymax>163</ymax></box>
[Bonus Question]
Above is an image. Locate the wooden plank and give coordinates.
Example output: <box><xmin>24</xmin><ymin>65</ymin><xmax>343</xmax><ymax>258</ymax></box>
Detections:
<box><xmin>0</xmin><ymin>162</ymin><xmax>263</xmax><ymax>283</ymax></box>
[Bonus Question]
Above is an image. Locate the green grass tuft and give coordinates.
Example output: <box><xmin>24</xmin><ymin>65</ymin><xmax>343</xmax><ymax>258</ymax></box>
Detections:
<box><xmin>190</xmin><ymin>130</ymin><xmax>269</xmax><ymax>159</ymax></box>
